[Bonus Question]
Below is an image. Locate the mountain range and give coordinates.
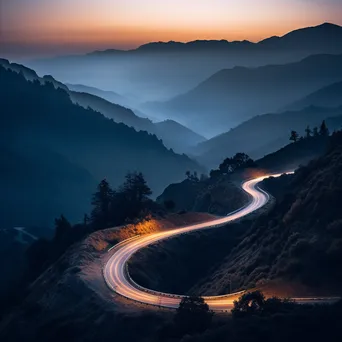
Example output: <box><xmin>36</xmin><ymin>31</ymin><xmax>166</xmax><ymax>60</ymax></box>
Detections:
<box><xmin>0</xmin><ymin>64</ymin><xmax>202</xmax><ymax>227</ymax></box>
<box><xmin>27</xmin><ymin>23</ymin><xmax>342</xmax><ymax>106</ymax></box>
<box><xmin>0</xmin><ymin>58</ymin><xmax>205</xmax><ymax>153</ymax></box>
<box><xmin>195</xmin><ymin>105</ymin><xmax>342</xmax><ymax>167</ymax></box>
<box><xmin>144</xmin><ymin>53</ymin><xmax>342</xmax><ymax>136</ymax></box>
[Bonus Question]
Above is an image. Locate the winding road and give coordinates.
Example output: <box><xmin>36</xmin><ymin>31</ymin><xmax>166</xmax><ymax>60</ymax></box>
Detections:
<box><xmin>103</xmin><ymin>173</ymin><xmax>285</xmax><ymax>311</ymax></box>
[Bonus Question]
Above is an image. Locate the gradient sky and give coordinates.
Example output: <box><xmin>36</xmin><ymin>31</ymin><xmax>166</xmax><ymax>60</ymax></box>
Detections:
<box><xmin>1</xmin><ymin>0</ymin><xmax>342</xmax><ymax>59</ymax></box>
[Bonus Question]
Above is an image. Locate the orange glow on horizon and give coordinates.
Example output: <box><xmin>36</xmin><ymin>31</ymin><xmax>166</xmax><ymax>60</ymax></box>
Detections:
<box><xmin>1</xmin><ymin>0</ymin><xmax>342</xmax><ymax>57</ymax></box>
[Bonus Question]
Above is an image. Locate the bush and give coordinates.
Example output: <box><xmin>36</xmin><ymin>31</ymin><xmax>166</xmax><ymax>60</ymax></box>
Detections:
<box><xmin>174</xmin><ymin>296</ymin><xmax>214</xmax><ymax>335</ymax></box>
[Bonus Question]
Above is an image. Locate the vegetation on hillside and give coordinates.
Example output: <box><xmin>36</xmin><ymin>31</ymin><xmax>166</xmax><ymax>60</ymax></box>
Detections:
<box><xmin>0</xmin><ymin>65</ymin><xmax>201</xmax><ymax>227</ymax></box>
<box><xmin>193</xmin><ymin>130</ymin><xmax>342</xmax><ymax>295</ymax></box>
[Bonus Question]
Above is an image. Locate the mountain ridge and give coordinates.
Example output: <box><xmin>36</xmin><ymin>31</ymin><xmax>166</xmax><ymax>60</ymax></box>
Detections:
<box><xmin>87</xmin><ymin>22</ymin><xmax>342</xmax><ymax>55</ymax></box>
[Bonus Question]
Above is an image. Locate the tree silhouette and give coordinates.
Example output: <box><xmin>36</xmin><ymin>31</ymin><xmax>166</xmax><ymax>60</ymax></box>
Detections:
<box><xmin>91</xmin><ymin>179</ymin><xmax>115</xmax><ymax>229</ymax></box>
<box><xmin>219</xmin><ymin>153</ymin><xmax>255</xmax><ymax>174</ymax></box>
<box><xmin>174</xmin><ymin>296</ymin><xmax>213</xmax><ymax>334</ymax></box>
<box><xmin>290</xmin><ymin>130</ymin><xmax>299</xmax><ymax>142</ymax></box>
<box><xmin>232</xmin><ymin>291</ymin><xmax>265</xmax><ymax>317</ymax></box>
<box><xmin>319</xmin><ymin>120</ymin><xmax>329</xmax><ymax>136</ymax></box>
<box><xmin>54</xmin><ymin>215</ymin><xmax>72</xmax><ymax>241</ymax></box>
<box><xmin>121</xmin><ymin>172</ymin><xmax>152</xmax><ymax>203</ymax></box>
<box><xmin>305</xmin><ymin>125</ymin><xmax>312</xmax><ymax>138</ymax></box>
<box><xmin>210</xmin><ymin>169</ymin><xmax>221</xmax><ymax>179</ymax></box>
<box><xmin>313</xmin><ymin>126</ymin><xmax>319</xmax><ymax>137</ymax></box>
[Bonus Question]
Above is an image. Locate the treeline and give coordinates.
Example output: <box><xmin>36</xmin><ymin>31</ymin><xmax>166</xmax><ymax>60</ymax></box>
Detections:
<box><xmin>1</xmin><ymin>172</ymin><xmax>154</xmax><ymax>317</ymax></box>
<box><xmin>158</xmin><ymin>291</ymin><xmax>342</xmax><ymax>342</ymax></box>
<box><xmin>289</xmin><ymin>119</ymin><xmax>330</xmax><ymax>142</ymax></box>
<box><xmin>208</xmin><ymin>120</ymin><xmax>333</xmax><ymax>180</ymax></box>
<box><xmin>210</xmin><ymin>152</ymin><xmax>256</xmax><ymax>179</ymax></box>
<box><xmin>32</xmin><ymin>172</ymin><xmax>153</xmax><ymax>277</ymax></box>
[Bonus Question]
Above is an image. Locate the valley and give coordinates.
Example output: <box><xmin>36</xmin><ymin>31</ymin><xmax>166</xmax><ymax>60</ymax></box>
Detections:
<box><xmin>1</xmin><ymin>13</ymin><xmax>342</xmax><ymax>342</ymax></box>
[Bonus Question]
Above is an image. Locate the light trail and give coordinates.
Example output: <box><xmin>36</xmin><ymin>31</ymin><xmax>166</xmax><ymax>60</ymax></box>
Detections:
<box><xmin>103</xmin><ymin>173</ymin><xmax>287</xmax><ymax>311</ymax></box>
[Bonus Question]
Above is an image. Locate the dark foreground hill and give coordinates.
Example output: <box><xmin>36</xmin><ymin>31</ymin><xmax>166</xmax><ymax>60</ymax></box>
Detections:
<box><xmin>191</xmin><ymin>131</ymin><xmax>342</xmax><ymax>295</ymax></box>
<box><xmin>0</xmin><ymin>66</ymin><xmax>202</xmax><ymax>227</ymax></box>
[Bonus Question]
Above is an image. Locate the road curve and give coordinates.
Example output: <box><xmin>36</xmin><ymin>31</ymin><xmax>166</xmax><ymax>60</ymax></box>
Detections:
<box><xmin>104</xmin><ymin>173</ymin><xmax>285</xmax><ymax>311</ymax></box>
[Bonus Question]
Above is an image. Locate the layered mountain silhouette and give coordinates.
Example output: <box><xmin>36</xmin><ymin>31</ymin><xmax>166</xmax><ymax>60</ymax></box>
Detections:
<box><xmin>0</xmin><ymin>59</ymin><xmax>204</xmax><ymax>153</ymax></box>
<box><xmin>91</xmin><ymin>23</ymin><xmax>342</xmax><ymax>55</ymax></box>
<box><xmin>66</xmin><ymin>83</ymin><xmax>133</xmax><ymax>108</ymax></box>
<box><xmin>285</xmin><ymin>80</ymin><xmax>342</xmax><ymax>111</ymax></box>
<box><xmin>27</xmin><ymin>23</ymin><xmax>342</xmax><ymax>105</ymax></box>
<box><xmin>195</xmin><ymin>106</ymin><xmax>342</xmax><ymax>167</ymax></box>
<box><xmin>0</xmin><ymin>64</ymin><xmax>202</xmax><ymax>227</ymax></box>
<box><xmin>145</xmin><ymin>54</ymin><xmax>342</xmax><ymax>136</ymax></box>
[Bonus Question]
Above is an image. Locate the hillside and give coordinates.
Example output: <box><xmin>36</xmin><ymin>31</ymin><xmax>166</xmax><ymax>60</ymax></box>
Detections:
<box><xmin>66</xmin><ymin>83</ymin><xmax>131</xmax><ymax>108</ymax></box>
<box><xmin>256</xmin><ymin>135</ymin><xmax>330</xmax><ymax>172</ymax></box>
<box><xmin>192</xmin><ymin>131</ymin><xmax>342</xmax><ymax>296</ymax></box>
<box><xmin>154</xmin><ymin>120</ymin><xmax>206</xmax><ymax>152</ymax></box>
<box><xmin>145</xmin><ymin>54</ymin><xmax>342</xmax><ymax>136</ymax></box>
<box><xmin>69</xmin><ymin>91</ymin><xmax>153</xmax><ymax>132</ymax></box>
<box><xmin>195</xmin><ymin>106</ymin><xmax>342</xmax><ymax>167</ymax></box>
<box><xmin>126</xmin><ymin>134</ymin><xmax>335</xmax><ymax>298</ymax></box>
<box><xmin>156</xmin><ymin>176</ymin><xmax>247</xmax><ymax>216</ymax></box>
<box><xmin>70</xmin><ymin>92</ymin><xmax>205</xmax><ymax>152</ymax></box>
<box><xmin>27</xmin><ymin>23</ymin><xmax>342</xmax><ymax>106</ymax></box>
<box><xmin>1</xmin><ymin>58</ymin><xmax>204</xmax><ymax>153</ymax></box>
<box><xmin>0</xmin><ymin>65</ymin><xmax>202</xmax><ymax>226</ymax></box>
<box><xmin>285</xmin><ymin>81</ymin><xmax>342</xmax><ymax>111</ymax></box>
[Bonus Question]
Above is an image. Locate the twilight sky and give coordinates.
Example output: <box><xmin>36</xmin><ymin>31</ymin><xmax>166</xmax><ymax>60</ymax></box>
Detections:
<box><xmin>1</xmin><ymin>0</ymin><xmax>342</xmax><ymax>59</ymax></box>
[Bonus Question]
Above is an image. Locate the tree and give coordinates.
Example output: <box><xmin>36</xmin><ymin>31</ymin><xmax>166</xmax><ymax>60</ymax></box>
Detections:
<box><xmin>174</xmin><ymin>296</ymin><xmax>213</xmax><ymax>334</ymax></box>
<box><xmin>54</xmin><ymin>215</ymin><xmax>72</xmax><ymax>241</ymax></box>
<box><xmin>219</xmin><ymin>157</ymin><xmax>234</xmax><ymax>174</ymax></box>
<box><xmin>121</xmin><ymin>172</ymin><xmax>152</xmax><ymax>203</ymax></box>
<box><xmin>319</xmin><ymin>120</ymin><xmax>329</xmax><ymax>136</ymax></box>
<box><xmin>219</xmin><ymin>153</ymin><xmax>255</xmax><ymax>175</ymax></box>
<box><xmin>313</xmin><ymin>126</ymin><xmax>319</xmax><ymax>137</ymax></box>
<box><xmin>200</xmin><ymin>173</ymin><xmax>209</xmax><ymax>182</ymax></box>
<box><xmin>290</xmin><ymin>130</ymin><xmax>299</xmax><ymax>142</ymax></box>
<box><xmin>232</xmin><ymin>291</ymin><xmax>296</xmax><ymax>318</ymax></box>
<box><xmin>232</xmin><ymin>291</ymin><xmax>265</xmax><ymax>318</ymax></box>
<box><xmin>83</xmin><ymin>214</ymin><xmax>89</xmax><ymax>227</ymax></box>
<box><xmin>210</xmin><ymin>169</ymin><xmax>221</xmax><ymax>179</ymax></box>
<box><xmin>233</xmin><ymin>152</ymin><xmax>255</xmax><ymax>168</ymax></box>
<box><xmin>91</xmin><ymin>179</ymin><xmax>115</xmax><ymax>229</ymax></box>
<box><xmin>118</xmin><ymin>172</ymin><xmax>152</xmax><ymax>220</ymax></box>
<box><xmin>192</xmin><ymin>171</ymin><xmax>199</xmax><ymax>182</ymax></box>
<box><xmin>185</xmin><ymin>171</ymin><xmax>191</xmax><ymax>179</ymax></box>
<box><xmin>305</xmin><ymin>125</ymin><xmax>312</xmax><ymax>138</ymax></box>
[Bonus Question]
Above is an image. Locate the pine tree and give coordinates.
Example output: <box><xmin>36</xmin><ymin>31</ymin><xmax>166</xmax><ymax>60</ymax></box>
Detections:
<box><xmin>319</xmin><ymin>120</ymin><xmax>329</xmax><ymax>136</ymax></box>
<box><xmin>120</xmin><ymin>172</ymin><xmax>152</xmax><ymax>219</ymax></box>
<box><xmin>313</xmin><ymin>126</ymin><xmax>319</xmax><ymax>137</ymax></box>
<box><xmin>91</xmin><ymin>179</ymin><xmax>115</xmax><ymax>229</ymax></box>
<box><xmin>54</xmin><ymin>215</ymin><xmax>72</xmax><ymax>240</ymax></box>
<box><xmin>305</xmin><ymin>125</ymin><xmax>312</xmax><ymax>138</ymax></box>
<box><xmin>290</xmin><ymin>130</ymin><xmax>299</xmax><ymax>142</ymax></box>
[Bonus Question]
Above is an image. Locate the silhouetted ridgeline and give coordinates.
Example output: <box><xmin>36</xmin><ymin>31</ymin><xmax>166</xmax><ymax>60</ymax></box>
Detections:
<box><xmin>196</xmin><ymin>105</ymin><xmax>342</xmax><ymax>167</ymax></box>
<box><xmin>146</xmin><ymin>53</ymin><xmax>342</xmax><ymax>136</ymax></box>
<box><xmin>285</xmin><ymin>80</ymin><xmax>342</xmax><ymax>111</ymax></box>
<box><xmin>27</xmin><ymin>23</ymin><xmax>342</xmax><ymax>110</ymax></box>
<box><xmin>0</xmin><ymin>58</ymin><xmax>206</xmax><ymax>154</ymax></box>
<box><xmin>0</xmin><ymin>65</ymin><xmax>202</xmax><ymax>227</ymax></box>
